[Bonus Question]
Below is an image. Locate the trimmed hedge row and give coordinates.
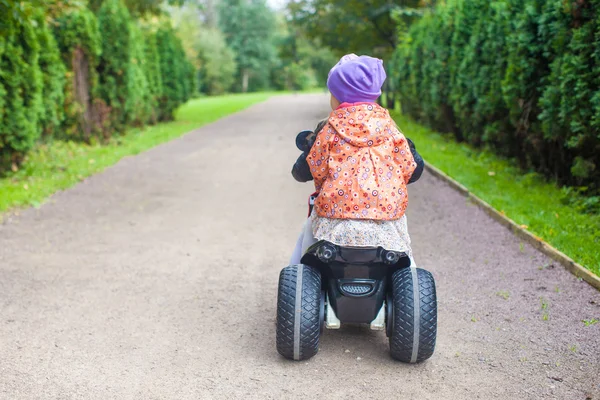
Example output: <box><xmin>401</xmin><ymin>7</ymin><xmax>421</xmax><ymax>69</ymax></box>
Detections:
<box><xmin>392</xmin><ymin>0</ymin><xmax>600</xmax><ymax>192</ymax></box>
<box><xmin>0</xmin><ymin>0</ymin><xmax>195</xmax><ymax>171</ymax></box>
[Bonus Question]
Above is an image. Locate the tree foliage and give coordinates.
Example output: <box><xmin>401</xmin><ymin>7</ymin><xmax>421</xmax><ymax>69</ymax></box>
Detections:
<box><xmin>126</xmin><ymin>22</ymin><xmax>154</xmax><ymax>125</ymax></box>
<box><xmin>97</xmin><ymin>0</ymin><xmax>135</xmax><ymax>129</ymax></box>
<box><xmin>171</xmin><ymin>4</ymin><xmax>236</xmax><ymax>95</ymax></box>
<box><xmin>156</xmin><ymin>22</ymin><xmax>195</xmax><ymax>120</ymax></box>
<box><xmin>287</xmin><ymin>0</ymin><xmax>435</xmax><ymax>58</ymax></box>
<box><xmin>35</xmin><ymin>11</ymin><xmax>67</xmax><ymax>136</ymax></box>
<box><xmin>0</xmin><ymin>2</ymin><xmax>43</xmax><ymax>167</ymax></box>
<box><xmin>218</xmin><ymin>0</ymin><xmax>277</xmax><ymax>92</ymax></box>
<box><xmin>53</xmin><ymin>5</ymin><xmax>103</xmax><ymax>139</ymax></box>
<box><xmin>271</xmin><ymin>15</ymin><xmax>336</xmax><ymax>91</ymax></box>
<box><xmin>140</xmin><ymin>25</ymin><xmax>163</xmax><ymax>123</ymax></box>
<box><xmin>196</xmin><ymin>28</ymin><xmax>237</xmax><ymax>95</ymax></box>
<box><xmin>89</xmin><ymin>0</ymin><xmax>187</xmax><ymax>16</ymax></box>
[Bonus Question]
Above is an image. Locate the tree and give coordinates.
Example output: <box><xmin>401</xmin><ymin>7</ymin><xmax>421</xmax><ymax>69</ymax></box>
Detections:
<box><xmin>34</xmin><ymin>11</ymin><xmax>67</xmax><ymax>136</ymax></box>
<box><xmin>89</xmin><ymin>0</ymin><xmax>187</xmax><ymax>16</ymax></box>
<box><xmin>155</xmin><ymin>22</ymin><xmax>195</xmax><ymax>120</ymax></box>
<box><xmin>172</xmin><ymin>2</ymin><xmax>241</xmax><ymax>95</ymax></box>
<box><xmin>218</xmin><ymin>0</ymin><xmax>278</xmax><ymax>92</ymax></box>
<box><xmin>53</xmin><ymin>4</ymin><xmax>104</xmax><ymax>139</ymax></box>
<box><xmin>271</xmin><ymin>15</ymin><xmax>335</xmax><ymax>90</ymax></box>
<box><xmin>0</xmin><ymin>1</ymin><xmax>43</xmax><ymax>168</ymax></box>
<box><xmin>140</xmin><ymin>25</ymin><xmax>163</xmax><ymax>122</ymax></box>
<box><xmin>126</xmin><ymin>22</ymin><xmax>154</xmax><ymax>125</ymax></box>
<box><xmin>196</xmin><ymin>28</ymin><xmax>237</xmax><ymax>94</ymax></box>
<box><xmin>287</xmin><ymin>0</ymin><xmax>435</xmax><ymax>58</ymax></box>
<box><xmin>96</xmin><ymin>0</ymin><xmax>135</xmax><ymax>129</ymax></box>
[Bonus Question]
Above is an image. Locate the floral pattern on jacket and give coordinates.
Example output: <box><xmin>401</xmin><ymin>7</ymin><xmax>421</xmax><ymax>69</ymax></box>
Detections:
<box><xmin>307</xmin><ymin>103</ymin><xmax>417</xmax><ymax>220</ymax></box>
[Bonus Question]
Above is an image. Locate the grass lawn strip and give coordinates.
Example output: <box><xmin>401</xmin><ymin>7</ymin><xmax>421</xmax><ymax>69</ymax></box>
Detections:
<box><xmin>392</xmin><ymin>112</ymin><xmax>600</xmax><ymax>277</ymax></box>
<box><xmin>0</xmin><ymin>93</ymin><xmax>271</xmax><ymax>216</ymax></box>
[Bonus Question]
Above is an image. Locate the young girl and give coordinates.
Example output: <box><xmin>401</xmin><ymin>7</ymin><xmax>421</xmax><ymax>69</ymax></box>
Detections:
<box><xmin>290</xmin><ymin>54</ymin><xmax>423</xmax><ymax>264</ymax></box>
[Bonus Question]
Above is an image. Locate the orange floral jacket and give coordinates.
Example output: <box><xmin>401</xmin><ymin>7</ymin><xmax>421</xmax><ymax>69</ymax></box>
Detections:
<box><xmin>307</xmin><ymin>103</ymin><xmax>417</xmax><ymax>220</ymax></box>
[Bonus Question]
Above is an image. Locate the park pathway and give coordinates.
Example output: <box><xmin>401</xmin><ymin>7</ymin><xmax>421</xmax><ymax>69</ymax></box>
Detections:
<box><xmin>1</xmin><ymin>94</ymin><xmax>598</xmax><ymax>399</ymax></box>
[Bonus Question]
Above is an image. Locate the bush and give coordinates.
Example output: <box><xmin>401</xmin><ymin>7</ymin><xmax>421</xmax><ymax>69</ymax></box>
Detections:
<box><xmin>35</xmin><ymin>12</ymin><xmax>67</xmax><ymax>137</ymax></box>
<box><xmin>126</xmin><ymin>22</ymin><xmax>153</xmax><ymax>125</ymax></box>
<box><xmin>155</xmin><ymin>22</ymin><xmax>194</xmax><ymax>121</ymax></box>
<box><xmin>0</xmin><ymin>3</ymin><xmax>43</xmax><ymax>168</ymax></box>
<box><xmin>393</xmin><ymin>0</ymin><xmax>600</xmax><ymax>193</ymax></box>
<box><xmin>96</xmin><ymin>0</ymin><xmax>134</xmax><ymax>130</ymax></box>
<box><xmin>141</xmin><ymin>26</ymin><xmax>163</xmax><ymax>123</ymax></box>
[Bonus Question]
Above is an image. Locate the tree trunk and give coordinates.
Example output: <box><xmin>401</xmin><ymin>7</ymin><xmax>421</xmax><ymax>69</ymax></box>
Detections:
<box><xmin>242</xmin><ymin>69</ymin><xmax>249</xmax><ymax>93</ymax></box>
<box><xmin>204</xmin><ymin>0</ymin><xmax>216</xmax><ymax>28</ymax></box>
<box><xmin>72</xmin><ymin>46</ymin><xmax>93</xmax><ymax>140</ymax></box>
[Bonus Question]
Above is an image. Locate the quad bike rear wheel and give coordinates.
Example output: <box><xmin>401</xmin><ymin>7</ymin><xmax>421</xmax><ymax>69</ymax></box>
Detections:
<box><xmin>276</xmin><ymin>265</ymin><xmax>323</xmax><ymax>360</ymax></box>
<box><xmin>388</xmin><ymin>267</ymin><xmax>437</xmax><ymax>363</ymax></box>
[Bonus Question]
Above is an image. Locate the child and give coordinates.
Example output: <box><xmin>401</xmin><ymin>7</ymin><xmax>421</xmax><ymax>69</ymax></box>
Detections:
<box><xmin>290</xmin><ymin>54</ymin><xmax>423</xmax><ymax>265</ymax></box>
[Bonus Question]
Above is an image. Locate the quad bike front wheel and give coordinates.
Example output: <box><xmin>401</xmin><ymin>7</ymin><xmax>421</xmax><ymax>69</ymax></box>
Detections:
<box><xmin>388</xmin><ymin>267</ymin><xmax>437</xmax><ymax>363</ymax></box>
<box><xmin>276</xmin><ymin>265</ymin><xmax>324</xmax><ymax>361</ymax></box>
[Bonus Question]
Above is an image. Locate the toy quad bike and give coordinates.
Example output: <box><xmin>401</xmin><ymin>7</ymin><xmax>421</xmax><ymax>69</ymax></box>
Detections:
<box><xmin>276</xmin><ymin>130</ymin><xmax>437</xmax><ymax>363</ymax></box>
<box><xmin>276</xmin><ymin>241</ymin><xmax>437</xmax><ymax>362</ymax></box>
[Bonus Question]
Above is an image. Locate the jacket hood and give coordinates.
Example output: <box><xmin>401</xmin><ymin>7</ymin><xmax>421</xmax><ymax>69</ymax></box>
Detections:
<box><xmin>327</xmin><ymin>103</ymin><xmax>394</xmax><ymax>147</ymax></box>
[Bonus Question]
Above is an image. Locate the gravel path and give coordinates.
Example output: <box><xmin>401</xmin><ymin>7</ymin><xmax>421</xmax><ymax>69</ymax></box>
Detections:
<box><xmin>1</xmin><ymin>94</ymin><xmax>598</xmax><ymax>399</ymax></box>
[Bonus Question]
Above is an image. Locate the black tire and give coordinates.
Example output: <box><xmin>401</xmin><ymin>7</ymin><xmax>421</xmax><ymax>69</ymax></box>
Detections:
<box><xmin>276</xmin><ymin>264</ymin><xmax>322</xmax><ymax>361</ymax></box>
<box><xmin>388</xmin><ymin>267</ymin><xmax>437</xmax><ymax>363</ymax></box>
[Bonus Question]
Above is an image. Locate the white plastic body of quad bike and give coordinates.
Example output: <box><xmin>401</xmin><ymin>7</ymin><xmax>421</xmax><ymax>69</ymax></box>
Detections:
<box><xmin>325</xmin><ymin>295</ymin><xmax>386</xmax><ymax>330</ymax></box>
<box><xmin>369</xmin><ymin>303</ymin><xmax>386</xmax><ymax>331</ymax></box>
<box><xmin>325</xmin><ymin>294</ymin><xmax>341</xmax><ymax>329</ymax></box>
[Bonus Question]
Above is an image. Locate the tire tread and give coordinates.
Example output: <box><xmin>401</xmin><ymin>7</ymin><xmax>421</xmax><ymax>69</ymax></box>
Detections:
<box><xmin>276</xmin><ymin>265</ymin><xmax>321</xmax><ymax>360</ymax></box>
<box><xmin>389</xmin><ymin>268</ymin><xmax>437</xmax><ymax>362</ymax></box>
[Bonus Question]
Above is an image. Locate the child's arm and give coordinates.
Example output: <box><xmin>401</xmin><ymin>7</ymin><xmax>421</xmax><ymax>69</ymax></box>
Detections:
<box><xmin>306</xmin><ymin>124</ymin><xmax>332</xmax><ymax>191</ymax></box>
<box><xmin>291</xmin><ymin>152</ymin><xmax>313</xmax><ymax>182</ymax></box>
<box><xmin>291</xmin><ymin>119</ymin><xmax>328</xmax><ymax>183</ymax></box>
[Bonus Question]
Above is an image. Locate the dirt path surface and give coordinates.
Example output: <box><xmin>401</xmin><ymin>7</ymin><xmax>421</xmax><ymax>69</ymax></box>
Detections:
<box><xmin>1</xmin><ymin>94</ymin><xmax>599</xmax><ymax>400</ymax></box>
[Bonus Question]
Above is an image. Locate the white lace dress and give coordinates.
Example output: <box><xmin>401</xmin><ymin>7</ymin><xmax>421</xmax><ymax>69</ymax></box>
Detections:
<box><xmin>311</xmin><ymin>210</ymin><xmax>413</xmax><ymax>256</ymax></box>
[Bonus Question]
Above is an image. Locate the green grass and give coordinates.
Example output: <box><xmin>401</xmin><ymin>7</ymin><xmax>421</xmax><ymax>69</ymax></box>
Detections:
<box><xmin>0</xmin><ymin>92</ymin><xmax>271</xmax><ymax>216</ymax></box>
<box><xmin>392</xmin><ymin>112</ymin><xmax>600</xmax><ymax>277</ymax></box>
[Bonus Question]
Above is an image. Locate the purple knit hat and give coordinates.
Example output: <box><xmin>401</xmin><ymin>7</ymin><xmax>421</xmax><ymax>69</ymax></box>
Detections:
<box><xmin>327</xmin><ymin>54</ymin><xmax>386</xmax><ymax>104</ymax></box>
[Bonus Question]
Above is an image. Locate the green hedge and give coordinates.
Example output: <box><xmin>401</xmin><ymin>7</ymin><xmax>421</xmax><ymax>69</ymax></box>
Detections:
<box><xmin>0</xmin><ymin>0</ymin><xmax>196</xmax><ymax>172</ymax></box>
<box><xmin>393</xmin><ymin>0</ymin><xmax>600</xmax><ymax>193</ymax></box>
